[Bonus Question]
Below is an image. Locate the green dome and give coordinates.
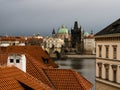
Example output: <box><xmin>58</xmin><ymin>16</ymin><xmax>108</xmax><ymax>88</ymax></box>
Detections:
<box><xmin>57</xmin><ymin>25</ymin><xmax>68</xmax><ymax>34</ymax></box>
<box><xmin>84</xmin><ymin>32</ymin><xmax>89</xmax><ymax>36</ymax></box>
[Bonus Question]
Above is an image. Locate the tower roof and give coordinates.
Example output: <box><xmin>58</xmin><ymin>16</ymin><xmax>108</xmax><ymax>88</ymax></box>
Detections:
<box><xmin>57</xmin><ymin>25</ymin><xmax>68</xmax><ymax>34</ymax></box>
<box><xmin>52</xmin><ymin>29</ymin><xmax>55</xmax><ymax>34</ymax></box>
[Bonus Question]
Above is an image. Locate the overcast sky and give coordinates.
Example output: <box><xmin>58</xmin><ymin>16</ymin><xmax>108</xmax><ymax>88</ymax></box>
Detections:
<box><xmin>0</xmin><ymin>0</ymin><xmax>120</xmax><ymax>36</ymax></box>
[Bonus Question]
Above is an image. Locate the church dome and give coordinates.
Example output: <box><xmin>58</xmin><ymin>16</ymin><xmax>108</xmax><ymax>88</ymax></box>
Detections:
<box><xmin>84</xmin><ymin>32</ymin><xmax>89</xmax><ymax>37</ymax></box>
<box><xmin>57</xmin><ymin>25</ymin><xmax>68</xmax><ymax>34</ymax></box>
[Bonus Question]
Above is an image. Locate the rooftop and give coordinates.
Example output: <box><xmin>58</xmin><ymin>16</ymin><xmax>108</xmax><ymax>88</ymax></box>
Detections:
<box><xmin>0</xmin><ymin>46</ymin><xmax>93</xmax><ymax>90</ymax></box>
<box><xmin>42</xmin><ymin>68</ymin><xmax>93</xmax><ymax>90</ymax></box>
<box><xmin>95</xmin><ymin>18</ymin><xmax>120</xmax><ymax>36</ymax></box>
<box><xmin>0</xmin><ymin>66</ymin><xmax>52</xmax><ymax>90</ymax></box>
<box><xmin>57</xmin><ymin>25</ymin><xmax>69</xmax><ymax>34</ymax></box>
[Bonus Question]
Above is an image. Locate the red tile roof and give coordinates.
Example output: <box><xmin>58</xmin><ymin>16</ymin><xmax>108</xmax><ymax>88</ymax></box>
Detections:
<box><xmin>0</xmin><ymin>36</ymin><xmax>26</xmax><ymax>42</ymax></box>
<box><xmin>0</xmin><ymin>46</ymin><xmax>93</xmax><ymax>90</ymax></box>
<box><xmin>0</xmin><ymin>46</ymin><xmax>58</xmax><ymax>68</ymax></box>
<box><xmin>0</xmin><ymin>66</ymin><xmax>52</xmax><ymax>90</ymax></box>
<box><xmin>42</xmin><ymin>69</ymin><xmax>93</xmax><ymax>90</ymax></box>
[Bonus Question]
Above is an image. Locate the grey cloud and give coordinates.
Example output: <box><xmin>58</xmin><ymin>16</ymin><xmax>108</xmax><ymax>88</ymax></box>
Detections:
<box><xmin>0</xmin><ymin>0</ymin><xmax>120</xmax><ymax>36</ymax></box>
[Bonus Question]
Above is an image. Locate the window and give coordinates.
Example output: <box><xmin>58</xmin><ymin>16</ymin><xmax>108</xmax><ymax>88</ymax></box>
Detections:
<box><xmin>112</xmin><ymin>65</ymin><xmax>117</xmax><ymax>82</ymax></box>
<box><xmin>104</xmin><ymin>64</ymin><xmax>109</xmax><ymax>80</ymax></box>
<box><xmin>42</xmin><ymin>57</ymin><xmax>48</xmax><ymax>64</ymax></box>
<box><xmin>10</xmin><ymin>59</ymin><xmax>14</xmax><ymax>63</ymax></box>
<box><xmin>98</xmin><ymin>63</ymin><xmax>102</xmax><ymax>78</ymax></box>
<box><xmin>106</xmin><ymin>68</ymin><xmax>109</xmax><ymax>80</ymax></box>
<box><xmin>16</xmin><ymin>59</ymin><xmax>20</xmax><ymax>63</ymax></box>
<box><xmin>98</xmin><ymin>45</ymin><xmax>102</xmax><ymax>57</ymax></box>
<box><xmin>113</xmin><ymin>70</ymin><xmax>117</xmax><ymax>82</ymax></box>
<box><xmin>105</xmin><ymin>46</ymin><xmax>109</xmax><ymax>58</ymax></box>
<box><xmin>113</xmin><ymin>46</ymin><xmax>117</xmax><ymax>59</ymax></box>
<box><xmin>99</xmin><ymin>67</ymin><xmax>102</xmax><ymax>78</ymax></box>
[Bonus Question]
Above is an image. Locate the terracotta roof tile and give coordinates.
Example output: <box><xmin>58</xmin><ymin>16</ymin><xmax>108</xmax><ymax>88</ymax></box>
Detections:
<box><xmin>0</xmin><ymin>46</ymin><xmax>93</xmax><ymax>90</ymax></box>
<box><xmin>43</xmin><ymin>69</ymin><xmax>93</xmax><ymax>90</ymax></box>
<box><xmin>0</xmin><ymin>46</ymin><xmax>58</xmax><ymax>68</ymax></box>
<box><xmin>0</xmin><ymin>54</ymin><xmax>8</xmax><ymax>66</ymax></box>
<box><xmin>0</xmin><ymin>66</ymin><xmax>52</xmax><ymax>90</ymax></box>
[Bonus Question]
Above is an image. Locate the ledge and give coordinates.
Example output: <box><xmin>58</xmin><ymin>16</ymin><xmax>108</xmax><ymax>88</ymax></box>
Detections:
<box><xmin>96</xmin><ymin>78</ymin><xmax>120</xmax><ymax>88</ymax></box>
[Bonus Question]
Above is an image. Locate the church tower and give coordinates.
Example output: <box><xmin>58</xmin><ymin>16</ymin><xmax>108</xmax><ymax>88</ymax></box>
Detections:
<box><xmin>52</xmin><ymin>28</ymin><xmax>56</xmax><ymax>37</ymax></box>
<box><xmin>71</xmin><ymin>21</ymin><xmax>84</xmax><ymax>54</ymax></box>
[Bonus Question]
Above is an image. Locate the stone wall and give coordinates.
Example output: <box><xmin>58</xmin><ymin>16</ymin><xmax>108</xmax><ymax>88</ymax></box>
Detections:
<box><xmin>96</xmin><ymin>81</ymin><xmax>120</xmax><ymax>90</ymax></box>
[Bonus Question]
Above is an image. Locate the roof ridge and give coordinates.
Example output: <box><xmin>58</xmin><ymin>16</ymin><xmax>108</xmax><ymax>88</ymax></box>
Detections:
<box><xmin>71</xmin><ymin>70</ymin><xmax>93</xmax><ymax>90</ymax></box>
<box><xmin>26</xmin><ymin>54</ymin><xmax>54</xmax><ymax>88</ymax></box>
<box><xmin>70</xmin><ymin>70</ymin><xmax>85</xmax><ymax>89</ymax></box>
<box><xmin>42</xmin><ymin>69</ymin><xmax>56</xmax><ymax>90</ymax></box>
<box><xmin>95</xmin><ymin>18</ymin><xmax>120</xmax><ymax>36</ymax></box>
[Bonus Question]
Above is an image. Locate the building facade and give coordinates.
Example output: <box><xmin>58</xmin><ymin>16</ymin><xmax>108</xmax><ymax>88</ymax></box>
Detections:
<box><xmin>84</xmin><ymin>31</ymin><xmax>95</xmax><ymax>54</ymax></box>
<box><xmin>43</xmin><ymin>36</ymin><xmax>64</xmax><ymax>53</ymax></box>
<box><xmin>0</xmin><ymin>36</ymin><xmax>26</xmax><ymax>47</ymax></box>
<box><xmin>95</xmin><ymin>18</ymin><xmax>120</xmax><ymax>90</ymax></box>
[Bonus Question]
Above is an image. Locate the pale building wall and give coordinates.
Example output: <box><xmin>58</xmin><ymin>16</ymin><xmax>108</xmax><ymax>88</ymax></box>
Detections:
<box><xmin>96</xmin><ymin>81</ymin><xmax>120</xmax><ymax>90</ymax></box>
<box><xmin>96</xmin><ymin>41</ymin><xmax>120</xmax><ymax>59</ymax></box>
<box><xmin>7</xmin><ymin>54</ymin><xmax>26</xmax><ymax>72</ymax></box>
<box><xmin>96</xmin><ymin>62</ymin><xmax>99</xmax><ymax>77</ymax></box>
<box><xmin>96</xmin><ymin>40</ymin><xmax>120</xmax><ymax>89</ymax></box>
<box><xmin>84</xmin><ymin>38</ymin><xmax>95</xmax><ymax>54</ymax></box>
<box><xmin>0</xmin><ymin>43</ymin><xmax>10</xmax><ymax>47</ymax></box>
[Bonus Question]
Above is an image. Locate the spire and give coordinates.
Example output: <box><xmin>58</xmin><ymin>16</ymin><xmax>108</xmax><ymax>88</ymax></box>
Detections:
<box><xmin>52</xmin><ymin>28</ymin><xmax>55</xmax><ymax>35</ymax></box>
<box><xmin>91</xmin><ymin>30</ymin><xmax>93</xmax><ymax>34</ymax></box>
<box><xmin>52</xmin><ymin>28</ymin><xmax>56</xmax><ymax>37</ymax></box>
<box><xmin>74</xmin><ymin>21</ymin><xmax>78</xmax><ymax>29</ymax></box>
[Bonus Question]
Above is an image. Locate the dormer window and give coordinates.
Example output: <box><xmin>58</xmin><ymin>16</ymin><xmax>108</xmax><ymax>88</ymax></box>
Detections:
<box><xmin>42</xmin><ymin>57</ymin><xmax>48</xmax><ymax>64</ymax></box>
<box><xmin>10</xmin><ymin>59</ymin><xmax>14</xmax><ymax>63</ymax></box>
<box><xmin>16</xmin><ymin>59</ymin><xmax>20</xmax><ymax>63</ymax></box>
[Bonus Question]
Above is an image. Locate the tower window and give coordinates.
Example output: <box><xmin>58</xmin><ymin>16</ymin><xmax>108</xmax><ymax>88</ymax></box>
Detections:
<box><xmin>10</xmin><ymin>59</ymin><xmax>14</xmax><ymax>63</ymax></box>
<box><xmin>16</xmin><ymin>59</ymin><xmax>20</xmax><ymax>63</ymax></box>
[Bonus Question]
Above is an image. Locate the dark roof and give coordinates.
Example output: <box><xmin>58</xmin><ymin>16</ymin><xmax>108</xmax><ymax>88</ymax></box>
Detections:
<box><xmin>95</xmin><ymin>18</ymin><xmax>120</xmax><ymax>36</ymax></box>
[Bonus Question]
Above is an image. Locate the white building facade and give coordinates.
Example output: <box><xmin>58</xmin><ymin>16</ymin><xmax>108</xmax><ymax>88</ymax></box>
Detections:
<box><xmin>43</xmin><ymin>37</ymin><xmax>64</xmax><ymax>53</ymax></box>
<box><xmin>84</xmin><ymin>32</ymin><xmax>95</xmax><ymax>54</ymax></box>
<box><xmin>95</xmin><ymin>19</ymin><xmax>120</xmax><ymax>90</ymax></box>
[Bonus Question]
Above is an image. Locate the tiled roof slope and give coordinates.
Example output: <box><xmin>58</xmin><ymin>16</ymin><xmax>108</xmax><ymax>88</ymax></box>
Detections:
<box><xmin>0</xmin><ymin>46</ymin><xmax>58</xmax><ymax>68</ymax></box>
<box><xmin>0</xmin><ymin>46</ymin><xmax>58</xmax><ymax>88</ymax></box>
<box><xmin>0</xmin><ymin>66</ymin><xmax>52</xmax><ymax>90</ymax></box>
<box><xmin>95</xmin><ymin>18</ymin><xmax>120</xmax><ymax>36</ymax></box>
<box><xmin>25</xmin><ymin>54</ymin><xmax>54</xmax><ymax>88</ymax></box>
<box><xmin>43</xmin><ymin>69</ymin><xmax>93</xmax><ymax>90</ymax></box>
<box><xmin>0</xmin><ymin>54</ymin><xmax>8</xmax><ymax>66</ymax></box>
<box><xmin>0</xmin><ymin>46</ymin><xmax>93</xmax><ymax>90</ymax></box>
